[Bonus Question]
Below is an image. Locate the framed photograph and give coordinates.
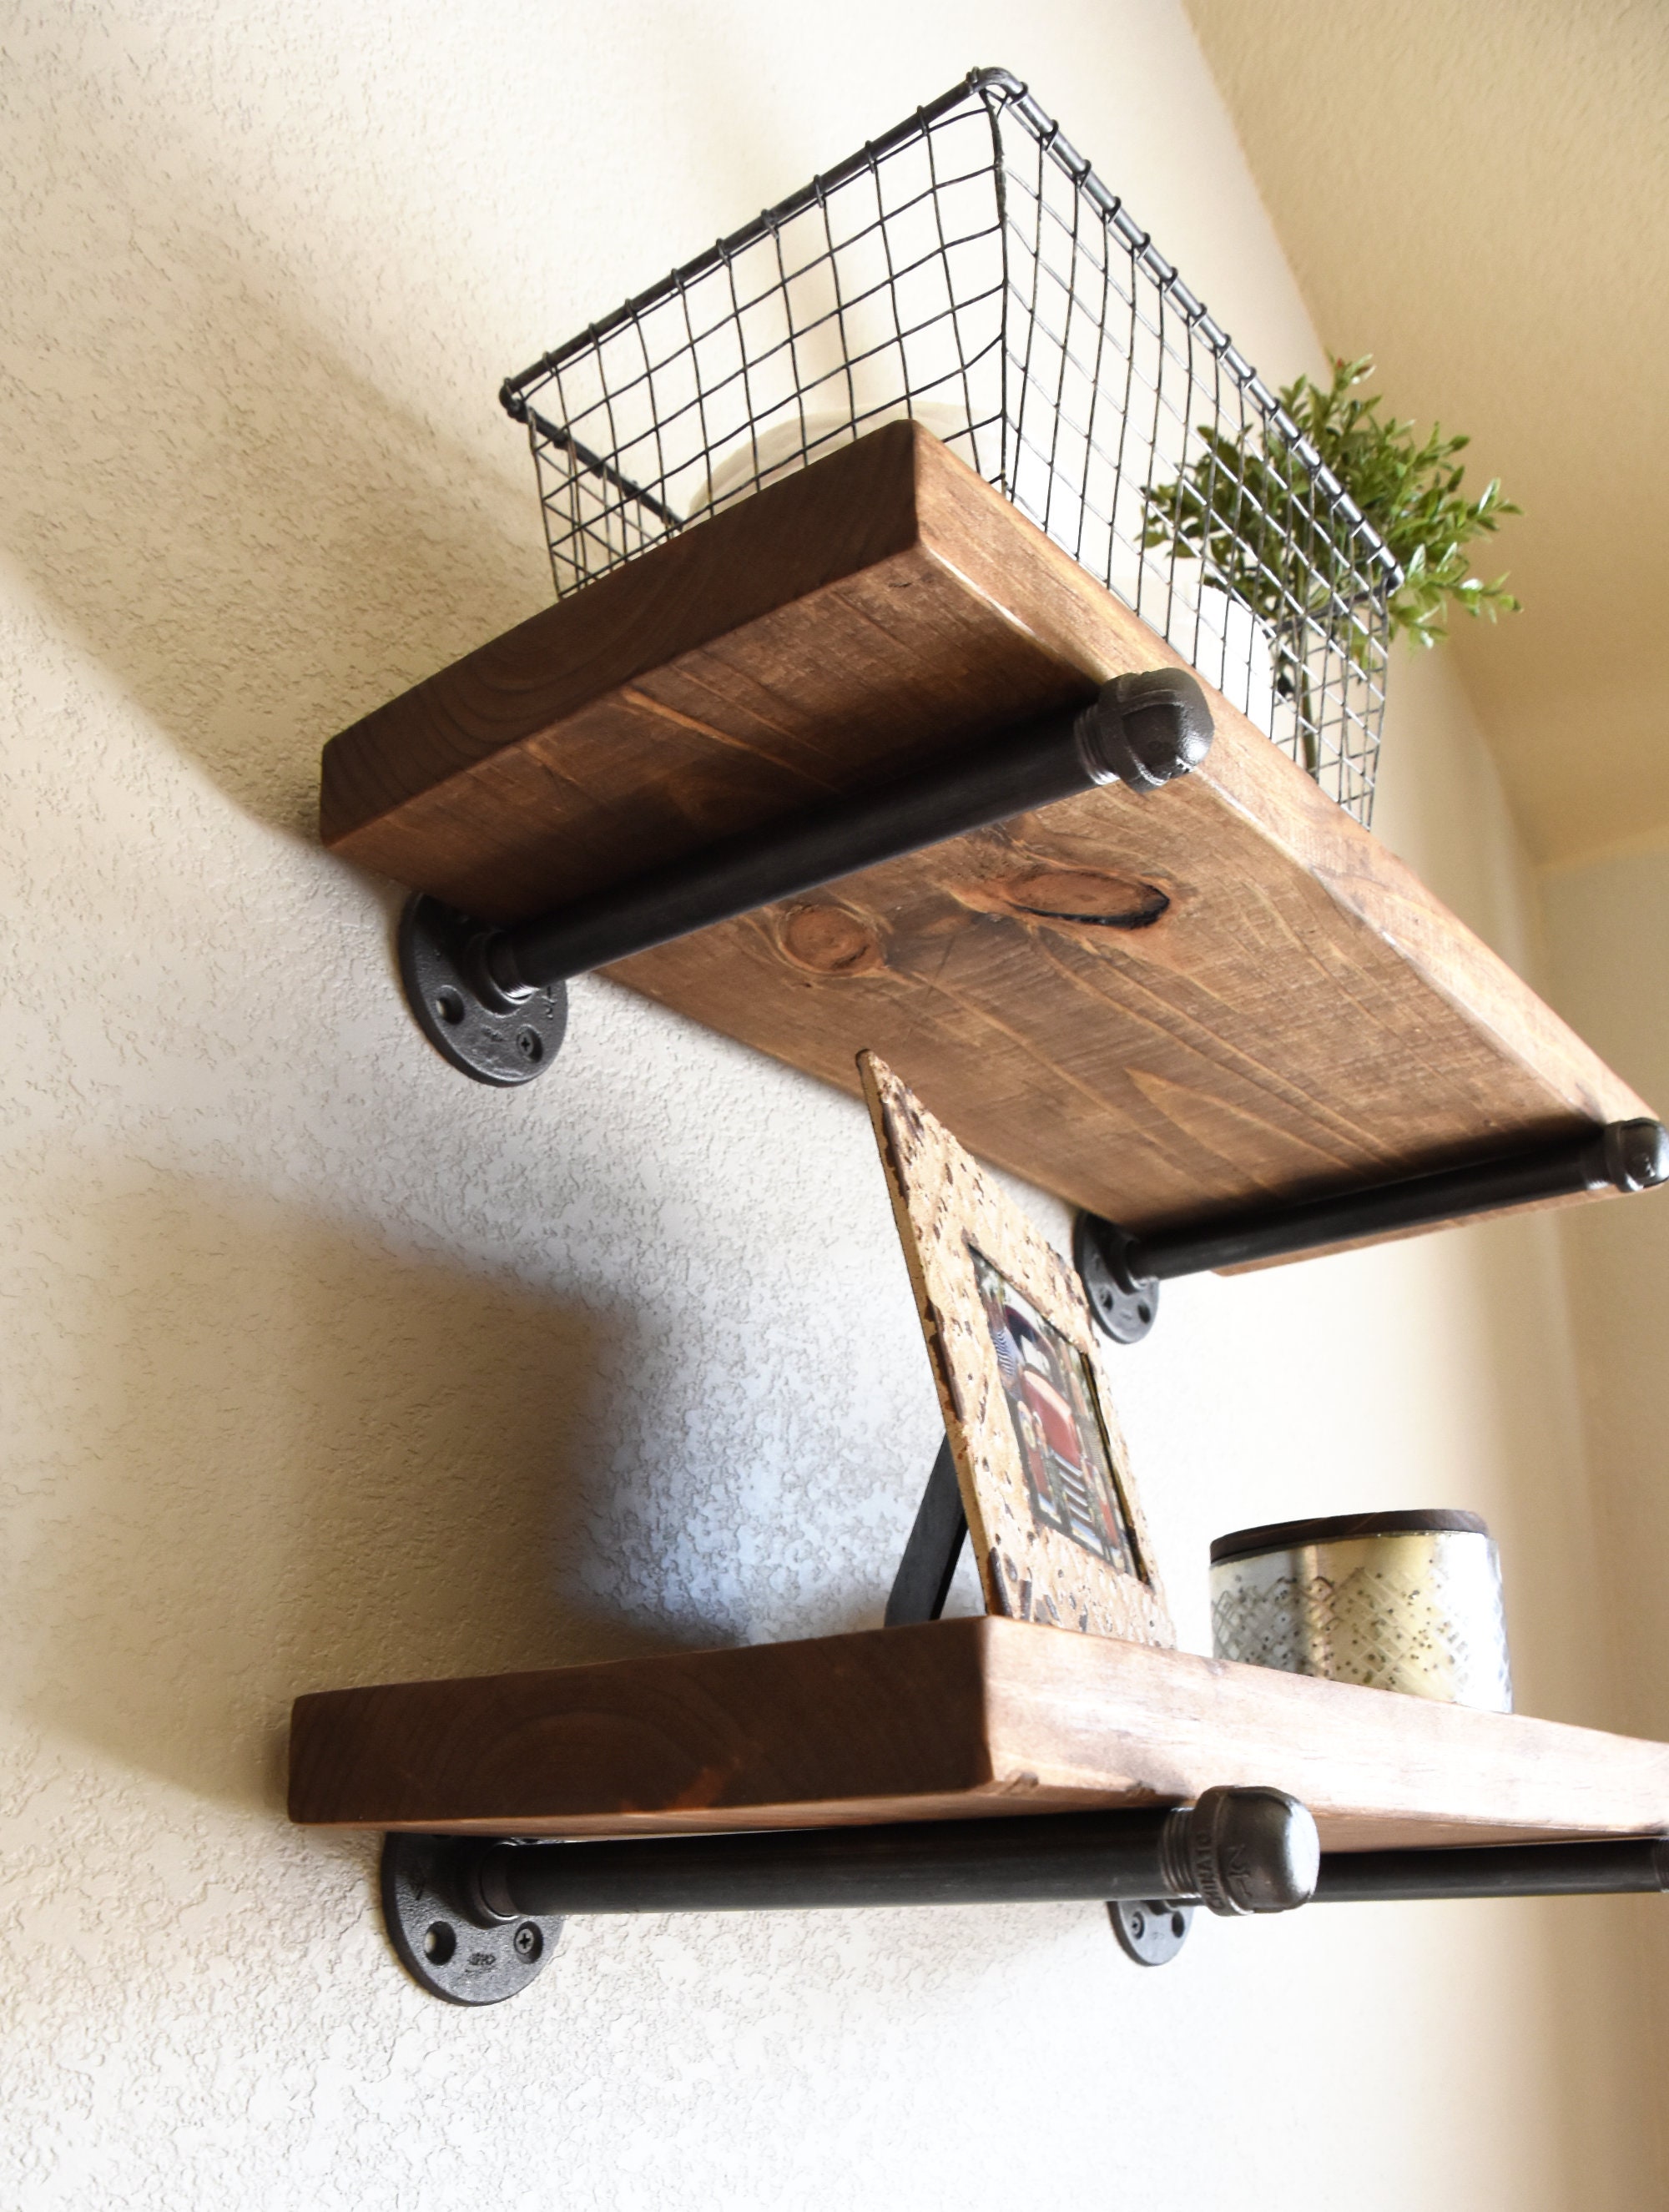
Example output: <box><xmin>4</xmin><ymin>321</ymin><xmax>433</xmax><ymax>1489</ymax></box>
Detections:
<box><xmin>861</xmin><ymin>1051</ymin><xmax>1172</xmax><ymax>1647</ymax></box>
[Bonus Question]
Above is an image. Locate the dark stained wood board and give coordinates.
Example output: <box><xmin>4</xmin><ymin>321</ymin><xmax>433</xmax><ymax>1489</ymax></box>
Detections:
<box><xmin>288</xmin><ymin>1616</ymin><xmax>1669</xmax><ymax>1853</ymax></box>
<box><xmin>321</xmin><ymin>422</ymin><xmax>1651</xmax><ymax>1238</ymax></box>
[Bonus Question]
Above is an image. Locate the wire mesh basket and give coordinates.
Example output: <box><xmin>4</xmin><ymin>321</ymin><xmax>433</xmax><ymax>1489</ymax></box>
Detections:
<box><xmin>502</xmin><ymin>68</ymin><xmax>1395</xmax><ymax>823</ymax></box>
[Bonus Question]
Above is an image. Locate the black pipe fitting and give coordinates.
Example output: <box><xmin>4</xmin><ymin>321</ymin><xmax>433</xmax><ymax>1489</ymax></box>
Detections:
<box><xmin>1077</xmin><ymin>1116</ymin><xmax>1669</xmax><ymax>1343</ymax></box>
<box><xmin>377</xmin><ymin>1810</ymin><xmax>1669</xmax><ymax>2003</ymax></box>
<box><xmin>486</xmin><ymin>668</ymin><xmax>1212</xmax><ymax>997</ymax></box>
<box><xmin>398</xmin><ymin>669</ymin><xmax>1213</xmax><ymax>1085</ymax></box>
<box><xmin>463</xmin><ymin>1786</ymin><xmax>1317</xmax><ymax>1922</ymax></box>
<box><xmin>1087</xmin><ymin>666</ymin><xmax>1215</xmax><ymax>793</ymax></box>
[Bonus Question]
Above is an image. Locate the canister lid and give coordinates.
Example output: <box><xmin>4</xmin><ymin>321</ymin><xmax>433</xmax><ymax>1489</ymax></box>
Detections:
<box><xmin>1210</xmin><ymin>1509</ymin><xmax>1490</xmax><ymax>1566</ymax></box>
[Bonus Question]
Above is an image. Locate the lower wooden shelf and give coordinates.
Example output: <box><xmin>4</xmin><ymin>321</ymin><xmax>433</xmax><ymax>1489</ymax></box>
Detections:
<box><xmin>287</xmin><ymin>1617</ymin><xmax>1669</xmax><ymax>1853</ymax></box>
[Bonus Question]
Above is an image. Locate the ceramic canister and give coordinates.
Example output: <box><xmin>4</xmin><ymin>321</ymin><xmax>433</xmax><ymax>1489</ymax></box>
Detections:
<box><xmin>1209</xmin><ymin>1510</ymin><xmax>1513</xmax><ymax>1713</ymax></box>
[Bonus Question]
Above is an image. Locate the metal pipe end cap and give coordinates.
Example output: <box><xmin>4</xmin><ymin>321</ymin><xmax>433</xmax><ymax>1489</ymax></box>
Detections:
<box><xmin>1191</xmin><ymin>1786</ymin><xmax>1319</xmax><ymax>1916</ymax></box>
<box><xmin>1087</xmin><ymin>668</ymin><xmax>1215</xmax><ymax>792</ymax></box>
<box><xmin>1604</xmin><ymin>1119</ymin><xmax>1669</xmax><ymax>1192</ymax></box>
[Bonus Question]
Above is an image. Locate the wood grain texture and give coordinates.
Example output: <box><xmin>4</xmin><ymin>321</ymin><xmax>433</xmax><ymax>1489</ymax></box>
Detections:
<box><xmin>861</xmin><ymin>1051</ymin><xmax>1172</xmax><ymax>1645</ymax></box>
<box><xmin>287</xmin><ymin>1616</ymin><xmax>1669</xmax><ymax>1852</ymax></box>
<box><xmin>321</xmin><ymin>421</ymin><xmax>1651</xmax><ymax>1238</ymax></box>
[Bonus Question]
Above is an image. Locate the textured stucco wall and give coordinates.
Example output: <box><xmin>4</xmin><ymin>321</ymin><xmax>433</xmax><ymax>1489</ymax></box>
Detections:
<box><xmin>0</xmin><ymin>3</ymin><xmax>1651</xmax><ymax>2204</ymax></box>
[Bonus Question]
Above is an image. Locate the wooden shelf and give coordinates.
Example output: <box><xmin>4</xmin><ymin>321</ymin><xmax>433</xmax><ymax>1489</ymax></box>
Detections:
<box><xmin>320</xmin><ymin>421</ymin><xmax>1650</xmax><ymax>1245</ymax></box>
<box><xmin>305</xmin><ymin>434</ymin><xmax>1669</xmax><ymax>1875</ymax></box>
<box><xmin>287</xmin><ymin>1617</ymin><xmax>1669</xmax><ymax>1852</ymax></box>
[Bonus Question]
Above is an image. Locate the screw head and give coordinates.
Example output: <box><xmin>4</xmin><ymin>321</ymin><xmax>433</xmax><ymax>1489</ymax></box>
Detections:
<box><xmin>513</xmin><ymin>1922</ymin><xmax>542</xmax><ymax>1962</ymax></box>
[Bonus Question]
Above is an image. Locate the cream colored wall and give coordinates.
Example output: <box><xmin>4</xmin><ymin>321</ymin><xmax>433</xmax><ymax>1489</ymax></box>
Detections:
<box><xmin>1367</xmin><ymin>653</ymin><xmax>1667</xmax><ymax>2211</ymax></box>
<box><xmin>1180</xmin><ymin>0</ymin><xmax>1669</xmax><ymax>869</ymax></box>
<box><xmin>1540</xmin><ymin>839</ymin><xmax>1669</xmax><ymax>2195</ymax></box>
<box><xmin>0</xmin><ymin>3</ymin><xmax>1647</xmax><ymax>2204</ymax></box>
<box><xmin>1542</xmin><ymin>839</ymin><xmax>1669</xmax><ymax>1745</ymax></box>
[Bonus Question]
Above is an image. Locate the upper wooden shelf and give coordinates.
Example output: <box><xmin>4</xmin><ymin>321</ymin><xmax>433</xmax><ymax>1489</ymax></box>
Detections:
<box><xmin>288</xmin><ymin>1617</ymin><xmax>1669</xmax><ymax>1853</ymax></box>
<box><xmin>321</xmin><ymin>421</ymin><xmax>1649</xmax><ymax>1242</ymax></box>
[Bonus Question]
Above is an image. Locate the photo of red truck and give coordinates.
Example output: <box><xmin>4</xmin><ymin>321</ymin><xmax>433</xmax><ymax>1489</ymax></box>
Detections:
<box><xmin>972</xmin><ymin>1248</ymin><xmax>1142</xmax><ymax>1576</ymax></box>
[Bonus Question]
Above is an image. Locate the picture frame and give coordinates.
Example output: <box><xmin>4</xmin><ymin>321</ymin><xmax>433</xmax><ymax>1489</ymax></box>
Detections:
<box><xmin>861</xmin><ymin>1051</ymin><xmax>1172</xmax><ymax>1647</ymax></box>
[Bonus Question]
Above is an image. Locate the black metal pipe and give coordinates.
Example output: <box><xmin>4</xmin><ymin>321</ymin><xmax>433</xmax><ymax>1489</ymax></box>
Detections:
<box><xmin>883</xmin><ymin>1437</ymin><xmax>967</xmax><ymax>1628</ymax></box>
<box><xmin>1314</xmin><ymin>1837</ymin><xmax>1669</xmax><ymax>1904</ymax></box>
<box><xmin>1129</xmin><ymin>1118</ymin><xmax>1669</xmax><ymax>1283</ymax></box>
<box><xmin>466</xmin><ymin>1787</ymin><xmax>1316</xmax><ymax>1921</ymax></box>
<box><xmin>480</xmin><ymin>670</ymin><xmax>1213</xmax><ymax>996</ymax></box>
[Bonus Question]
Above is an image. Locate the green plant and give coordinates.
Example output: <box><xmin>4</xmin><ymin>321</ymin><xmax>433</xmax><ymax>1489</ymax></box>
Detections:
<box><xmin>1142</xmin><ymin>355</ymin><xmax>1519</xmax><ymax>770</ymax></box>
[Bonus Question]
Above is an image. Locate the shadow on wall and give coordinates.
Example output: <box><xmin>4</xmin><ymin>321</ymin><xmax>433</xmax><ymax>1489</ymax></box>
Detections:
<box><xmin>0</xmin><ymin>43</ymin><xmax>548</xmax><ymax>842</ymax></box>
<box><xmin>18</xmin><ymin>1172</ymin><xmax>701</xmax><ymax>1818</ymax></box>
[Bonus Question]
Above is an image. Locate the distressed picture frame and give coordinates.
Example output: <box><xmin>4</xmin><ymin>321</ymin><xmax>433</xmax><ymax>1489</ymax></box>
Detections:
<box><xmin>861</xmin><ymin>1051</ymin><xmax>1172</xmax><ymax>1647</ymax></box>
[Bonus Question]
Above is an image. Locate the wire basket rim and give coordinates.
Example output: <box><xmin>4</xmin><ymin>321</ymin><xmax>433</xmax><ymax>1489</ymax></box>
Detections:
<box><xmin>499</xmin><ymin>64</ymin><xmax>1399</xmax><ymax>586</ymax></box>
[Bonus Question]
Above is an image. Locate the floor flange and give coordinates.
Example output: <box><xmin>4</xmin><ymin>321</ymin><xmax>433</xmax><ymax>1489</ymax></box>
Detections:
<box><xmin>1072</xmin><ymin>1212</ymin><xmax>1159</xmax><ymax>1344</ymax></box>
<box><xmin>1108</xmin><ymin>1897</ymin><xmax>1193</xmax><ymax>1966</ymax></box>
<box><xmin>397</xmin><ymin>894</ymin><xmax>567</xmax><ymax>1086</ymax></box>
<box><xmin>380</xmin><ymin>1833</ymin><xmax>564</xmax><ymax>2005</ymax></box>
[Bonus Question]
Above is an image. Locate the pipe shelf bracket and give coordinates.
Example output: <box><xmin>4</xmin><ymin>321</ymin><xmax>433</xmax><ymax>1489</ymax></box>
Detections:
<box><xmin>1075</xmin><ymin>1117</ymin><xmax>1669</xmax><ymax>1345</ymax></box>
<box><xmin>381</xmin><ymin>1784</ymin><xmax>1313</xmax><ymax>2004</ymax></box>
<box><xmin>396</xmin><ymin>668</ymin><xmax>1212</xmax><ymax>1086</ymax></box>
<box><xmin>379</xmin><ymin>1800</ymin><xmax>1669</xmax><ymax>2005</ymax></box>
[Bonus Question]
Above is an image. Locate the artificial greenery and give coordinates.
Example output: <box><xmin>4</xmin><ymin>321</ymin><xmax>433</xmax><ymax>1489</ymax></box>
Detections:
<box><xmin>1142</xmin><ymin>355</ymin><xmax>1519</xmax><ymax>768</ymax></box>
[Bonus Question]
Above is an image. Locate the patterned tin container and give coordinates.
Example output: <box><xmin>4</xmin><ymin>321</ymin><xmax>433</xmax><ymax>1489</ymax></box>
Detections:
<box><xmin>1210</xmin><ymin>1510</ymin><xmax>1513</xmax><ymax>1713</ymax></box>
